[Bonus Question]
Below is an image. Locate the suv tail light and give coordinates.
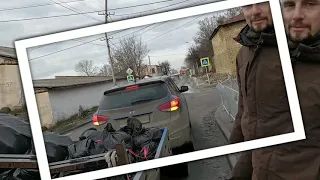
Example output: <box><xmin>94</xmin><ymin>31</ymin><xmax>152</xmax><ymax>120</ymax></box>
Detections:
<box><xmin>158</xmin><ymin>97</ymin><xmax>180</xmax><ymax>112</ymax></box>
<box><xmin>92</xmin><ymin>114</ymin><xmax>108</xmax><ymax>126</ymax></box>
<box><xmin>126</xmin><ymin>85</ymin><xmax>139</xmax><ymax>91</ymax></box>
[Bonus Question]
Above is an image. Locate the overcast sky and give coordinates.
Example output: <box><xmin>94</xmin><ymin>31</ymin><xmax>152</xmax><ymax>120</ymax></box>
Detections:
<box><xmin>0</xmin><ymin>0</ymin><xmax>228</xmax><ymax>79</ymax></box>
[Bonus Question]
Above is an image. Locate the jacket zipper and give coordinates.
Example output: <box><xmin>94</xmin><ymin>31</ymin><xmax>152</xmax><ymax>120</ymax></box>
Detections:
<box><xmin>244</xmin><ymin>45</ymin><xmax>262</xmax><ymax>95</ymax></box>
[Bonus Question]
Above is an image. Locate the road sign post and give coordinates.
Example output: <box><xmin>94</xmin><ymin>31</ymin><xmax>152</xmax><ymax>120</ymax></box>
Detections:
<box><xmin>200</xmin><ymin>57</ymin><xmax>211</xmax><ymax>85</ymax></box>
<box><xmin>126</xmin><ymin>68</ymin><xmax>135</xmax><ymax>83</ymax></box>
<box><xmin>127</xmin><ymin>75</ymin><xmax>135</xmax><ymax>83</ymax></box>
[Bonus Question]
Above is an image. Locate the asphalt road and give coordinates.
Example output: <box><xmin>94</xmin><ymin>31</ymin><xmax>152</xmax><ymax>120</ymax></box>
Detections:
<box><xmin>65</xmin><ymin>77</ymin><xmax>232</xmax><ymax>180</ymax></box>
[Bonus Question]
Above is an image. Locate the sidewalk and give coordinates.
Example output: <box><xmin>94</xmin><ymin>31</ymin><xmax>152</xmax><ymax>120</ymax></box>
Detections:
<box><xmin>50</xmin><ymin>115</ymin><xmax>92</xmax><ymax>134</ymax></box>
<box><xmin>214</xmin><ymin>105</ymin><xmax>241</xmax><ymax>169</ymax></box>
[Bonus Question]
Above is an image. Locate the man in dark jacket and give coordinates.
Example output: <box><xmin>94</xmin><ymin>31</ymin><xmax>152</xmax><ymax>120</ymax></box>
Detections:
<box><xmin>228</xmin><ymin>0</ymin><xmax>320</xmax><ymax>179</ymax></box>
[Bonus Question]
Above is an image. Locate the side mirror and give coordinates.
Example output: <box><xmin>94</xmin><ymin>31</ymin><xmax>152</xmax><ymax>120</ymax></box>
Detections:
<box><xmin>180</xmin><ymin>86</ymin><xmax>189</xmax><ymax>92</ymax></box>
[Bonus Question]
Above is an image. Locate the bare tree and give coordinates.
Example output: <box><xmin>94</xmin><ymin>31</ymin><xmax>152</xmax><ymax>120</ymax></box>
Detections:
<box><xmin>98</xmin><ymin>64</ymin><xmax>111</xmax><ymax>76</ymax></box>
<box><xmin>159</xmin><ymin>60</ymin><xmax>171</xmax><ymax>75</ymax></box>
<box><xmin>185</xmin><ymin>45</ymin><xmax>201</xmax><ymax>75</ymax></box>
<box><xmin>111</xmin><ymin>35</ymin><xmax>149</xmax><ymax>78</ymax></box>
<box><xmin>225</xmin><ymin>7</ymin><xmax>242</xmax><ymax>18</ymax></box>
<box><xmin>75</xmin><ymin>60</ymin><xmax>99</xmax><ymax>76</ymax></box>
<box><xmin>184</xmin><ymin>7</ymin><xmax>243</xmax><ymax>74</ymax></box>
<box><xmin>193</xmin><ymin>16</ymin><xmax>217</xmax><ymax>59</ymax></box>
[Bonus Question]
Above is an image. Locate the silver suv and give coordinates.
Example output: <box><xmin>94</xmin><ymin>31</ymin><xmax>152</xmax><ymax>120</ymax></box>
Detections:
<box><xmin>92</xmin><ymin>76</ymin><xmax>193</xmax><ymax>154</ymax></box>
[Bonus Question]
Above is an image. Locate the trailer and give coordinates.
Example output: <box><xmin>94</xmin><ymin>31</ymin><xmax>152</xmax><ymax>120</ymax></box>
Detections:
<box><xmin>0</xmin><ymin>128</ymin><xmax>171</xmax><ymax>180</ymax></box>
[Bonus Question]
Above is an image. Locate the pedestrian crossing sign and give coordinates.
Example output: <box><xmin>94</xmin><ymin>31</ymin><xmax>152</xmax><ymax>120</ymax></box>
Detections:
<box><xmin>127</xmin><ymin>75</ymin><xmax>135</xmax><ymax>82</ymax></box>
<box><xmin>200</xmin><ymin>57</ymin><xmax>210</xmax><ymax>67</ymax></box>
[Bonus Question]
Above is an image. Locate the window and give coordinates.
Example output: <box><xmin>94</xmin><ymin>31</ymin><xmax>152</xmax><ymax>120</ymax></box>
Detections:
<box><xmin>100</xmin><ymin>83</ymin><xmax>168</xmax><ymax>110</ymax></box>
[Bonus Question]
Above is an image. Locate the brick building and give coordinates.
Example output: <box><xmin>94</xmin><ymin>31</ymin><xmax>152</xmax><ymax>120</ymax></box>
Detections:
<box><xmin>209</xmin><ymin>13</ymin><xmax>246</xmax><ymax>75</ymax></box>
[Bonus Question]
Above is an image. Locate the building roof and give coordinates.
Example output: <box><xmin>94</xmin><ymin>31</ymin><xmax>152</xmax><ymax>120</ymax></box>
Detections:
<box><xmin>0</xmin><ymin>46</ymin><xmax>18</xmax><ymax>65</ymax></box>
<box><xmin>209</xmin><ymin>13</ymin><xmax>245</xmax><ymax>40</ymax></box>
<box><xmin>33</xmin><ymin>76</ymin><xmax>126</xmax><ymax>89</ymax></box>
<box><xmin>220</xmin><ymin>13</ymin><xmax>245</xmax><ymax>26</ymax></box>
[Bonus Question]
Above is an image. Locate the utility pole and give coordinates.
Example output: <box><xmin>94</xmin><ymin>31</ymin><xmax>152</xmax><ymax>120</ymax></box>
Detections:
<box><xmin>105</xmin><ymin>0</ymin><xmax>116</xmax><ymax>86</ymax></box>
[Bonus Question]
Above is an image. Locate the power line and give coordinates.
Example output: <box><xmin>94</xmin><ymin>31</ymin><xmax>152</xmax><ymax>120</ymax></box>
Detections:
<box><xmin>29</xmin><ymin>36</ymin><xmax>104</xmax><ymax>60</ymax></box>
<box><xmin>108</xmin><ymin>40</ymin><xmax>118</xmax><ymax>48</ymax></box>
<box><xmin>112</xmin><ymin>0</ymin><xmax>191</xmax><ymax>17</ymax></box>
<box><xmin>89</xmin><ymin>0</ymin><xmax>104</xmax><ymax>9</ymax></box>
<box><xmin>108</xmin><ymin>0</ymin><xmax>176</xmax><ymax>11</ymax></box>
<box><xmin>0</xmin><ymin>0</ymin><xmax>190</xmax><ymax>23</ymax></box>
<box><xmin>0</xmin><ymin>0</ymin><xmax>86</xmax><ymax>12</ymax></box>
<box><xmin>81</xmin><ymin>1</ymin><xmax>99</xmax><ymax>11</ymax></box>
<box><xmin>112</xmin><ymin>22</ymin><xmax>166</xmax><ymax>45</ymax></box>
<box><xmin>0</xmin><ymin>0</ymin><xmax>175</xmax><ymax>12</ymax></box>
<box><xmin>143</xmin><ymin>15</ymin><xmax>204</xmax><ymax>43</ymax></box>
<box><xmin>49</xmin><ymin>0</ymin><xmax>103</xmax><ymax>22</ymax></box>
<box><xmin>27</xmin><ymin>0</ymin><xmax>209</xmax><ymax>59</ymax></box>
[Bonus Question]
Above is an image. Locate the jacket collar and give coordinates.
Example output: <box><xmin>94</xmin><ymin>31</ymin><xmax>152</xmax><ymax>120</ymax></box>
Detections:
<box><xmin>234</xmin><ymin>24</ymin><xmax>277</xmax><ymax>47</ymax></box>
<box><xmin>289</xmin><ymin>30</ymin><xmax>320</xmax><ymax>62</ymax></box>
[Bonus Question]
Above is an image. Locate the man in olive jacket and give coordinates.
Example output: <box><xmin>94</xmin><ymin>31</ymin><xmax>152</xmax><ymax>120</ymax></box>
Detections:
<box><xmin>229</xmin><ymin>0</ymin><xmax>320</xmax><ymax>179</ymax></box>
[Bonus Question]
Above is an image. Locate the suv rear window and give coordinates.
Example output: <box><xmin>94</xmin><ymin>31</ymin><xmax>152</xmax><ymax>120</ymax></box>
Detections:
<box><xmin>99</xmin><ymin>82</ymin><xmax>169</xmax><ymax>110</ymax></box>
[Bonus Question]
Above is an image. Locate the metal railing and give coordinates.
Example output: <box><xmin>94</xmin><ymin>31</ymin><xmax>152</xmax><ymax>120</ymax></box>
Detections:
<box><xmin>216</xmin><ymin>75</ymin><xmax>239</xmax><ymax>121</ymax></box>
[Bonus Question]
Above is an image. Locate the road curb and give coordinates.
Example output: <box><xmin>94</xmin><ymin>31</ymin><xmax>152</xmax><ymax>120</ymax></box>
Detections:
<box><xmin>214</xmin><ymin>107</ymin><xmax>238</xmax><ymax>169</ymax></box>
<box><xmin>59</xmin><ymin>119</ymin><xmax>92</xmax><ymax>135</ymax></box>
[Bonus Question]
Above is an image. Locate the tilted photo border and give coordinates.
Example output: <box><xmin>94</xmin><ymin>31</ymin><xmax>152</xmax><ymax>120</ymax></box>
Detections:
<box><xmin>14</xmin><ymin>0</ymin><xmax>305</xmax><ymax>179</ymax></box>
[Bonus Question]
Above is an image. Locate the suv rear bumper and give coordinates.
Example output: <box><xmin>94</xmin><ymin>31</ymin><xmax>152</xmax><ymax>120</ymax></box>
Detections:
<box><xmin>168</xmin><ymin>125</ymin><xmax>192</xmax><ymax>149</ymax></box>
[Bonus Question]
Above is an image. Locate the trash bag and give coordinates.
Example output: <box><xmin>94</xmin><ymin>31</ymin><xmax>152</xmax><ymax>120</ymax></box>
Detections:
<box><xmin>132</xmin><ymin>127</ymin><xmax>162</xmax><ymax>150</ymax></box>
<box><xmin>133</xmin><ymin>141</ymin><xmax>158</xmax><ymax>162</ymax></box>
<box><xmin>46</xmin><ymin>141</ymin><xmax>70</xmax><ymax>163</ymax></box>
<box><xmin>43</xmin><ymin>132</ymin><xmax>74</xmax><ymax>163</ymax></box>
<box><xmin>79</xmin><ymin>127</ymin><xmax>98</xmax><ymax>140</ymax></box>
<box><xmin>0</xmin><ymin>169</ymin><xmax>40</xmax><ymax>180</ymax></box>
<box><xmin>104</xmin><ymin>123</ymin><xmax>115</xmax><ymax>132</ymax></box>
<box><xmin>27</xmin><ymin>132</ymin><xmax>74</xmax><ymax>163</ymax></box>
<box><xmin>0</xmin><ymin>113</ymin><xmax>32</xmax><ymax>137</ymax></box>
<box><xmin>0</xmin><ymin>113</ymin><xmax>32</xmax><ymax>154</ymax></box>
<box><xmin>67</xmin><ymin>138</ymin><xmax>107</xmax><ymax>159</ymax></box>
<box><xmin>0</xmin><ymin>125</ymin><xmax>31</xmax><ymax>154</ymax></box>
<box><xmin>43</xmin><ymin>131</ymin><xmax>74</xmax><ymax>147</ymax></box>
<box><xmin>87</xmin><ymin>130</ymin><xmax>133</xmax><ymax>150</ymax></box>
<box><xmin>120</xmin><ymin>117</ymin><xmax>144</xmax><ymax>136</ymax></box>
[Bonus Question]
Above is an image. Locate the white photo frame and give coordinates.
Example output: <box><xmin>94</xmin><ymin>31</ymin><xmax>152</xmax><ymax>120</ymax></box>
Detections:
<box><xmin>14</xmin><ymin>0</ymin><xmax>306</xmax><ymax>179</ymax></box>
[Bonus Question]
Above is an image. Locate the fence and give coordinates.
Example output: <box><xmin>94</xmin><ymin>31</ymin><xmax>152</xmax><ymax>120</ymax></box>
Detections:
<box><xmin>216</xmin><ymin>75</ymin><xmax>239</xmax><ymax>121</ymax></box>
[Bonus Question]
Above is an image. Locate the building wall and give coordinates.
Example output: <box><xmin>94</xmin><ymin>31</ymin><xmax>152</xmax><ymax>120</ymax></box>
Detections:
<box><xmin>0</xmin><ymin>65</ymin><xmax>25</xmax><ymax>109</ymax></box>
<box><xmin>143</xmin><ymin>65</ymin><xmax>164</xmax><ymax>77</ymax></box>
<box><xmin>47</xmin><ymin>80</ymin><xmax>127</xmax><ymax>123</ymax></box>
<box><xmin>35</xmin><ymin>91</ymin><xmax>54</xmax><ymax>128</ymax></box>
<box><xmin>211</xmin><ymin>21</ymin><xmax>246</xmax><ymax>75</ymax></box>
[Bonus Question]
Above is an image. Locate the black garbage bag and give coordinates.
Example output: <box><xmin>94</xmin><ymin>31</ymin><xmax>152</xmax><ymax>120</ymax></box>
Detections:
<box><xmin>43</xmin><ymin>131</ymin><xmax>74</xmax><ymax>147</ymax></box>
<box><xmin>133</xmin><ymin>141</ymin><xmax>159</xmax><ymax>162</ymax></box>
<box><xmin>79</xmin><ymin>127</ymin><xmax>98</xmax><ymax>140</ymax></box>
<box><xmin>67</xmin><ymin>138</ymin><xmax>107</xmax><ymax>159</ymax></box>
<box><xmin>120</xmin><ymin>117</ymin><xmax>145</xmax><ymax>136</ymax></box>
<box><xmin>44</xmin><ymin>132</ymin><xmax>74</xmax><ymax>163</ymax></box>
<box><xmin>0</xmin><ymin>113</ymin><xmax>32</xmax><ymax>154</ymax></box>
<box><xmin>86</xmin><ymin>123</ymin><xmax>133</xmax><ymax>150</ymax></box>
<box><xmin>46</xmin><ymin>141</ymin><xmax>70</xmax><ymax>163</ymax></box>
<box><xmin>132</xmin><ymin>127</ymin><xmax>162</xmax><ymax>150</ymax></box>
<box><xmin>0</xmin><ymin>113</ymin><xmax>32</xmax><ymax>137</ymax></box>
<box><xmin>27</xmin><ymin>132</ymin><xmax>74</xmax><ymax>163</ymax></box>
<box><xmin>0</xmin><ymin>125</ymin><xmax>31</xmax><ymax>154</ymax></box>
<box><xmin>0</xmin><ymin>168</ymin><xmax>40</xmax><ymax>180</ymax></box>
<box><xmin>87</xmin><ymin>130</ymin><xmax>133</xmax><ymax>150</ymax></box>
<box><xmin>104</xmin><ymin>123</ymin><xmax>115</xmax><ymax>132</ymax></box>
